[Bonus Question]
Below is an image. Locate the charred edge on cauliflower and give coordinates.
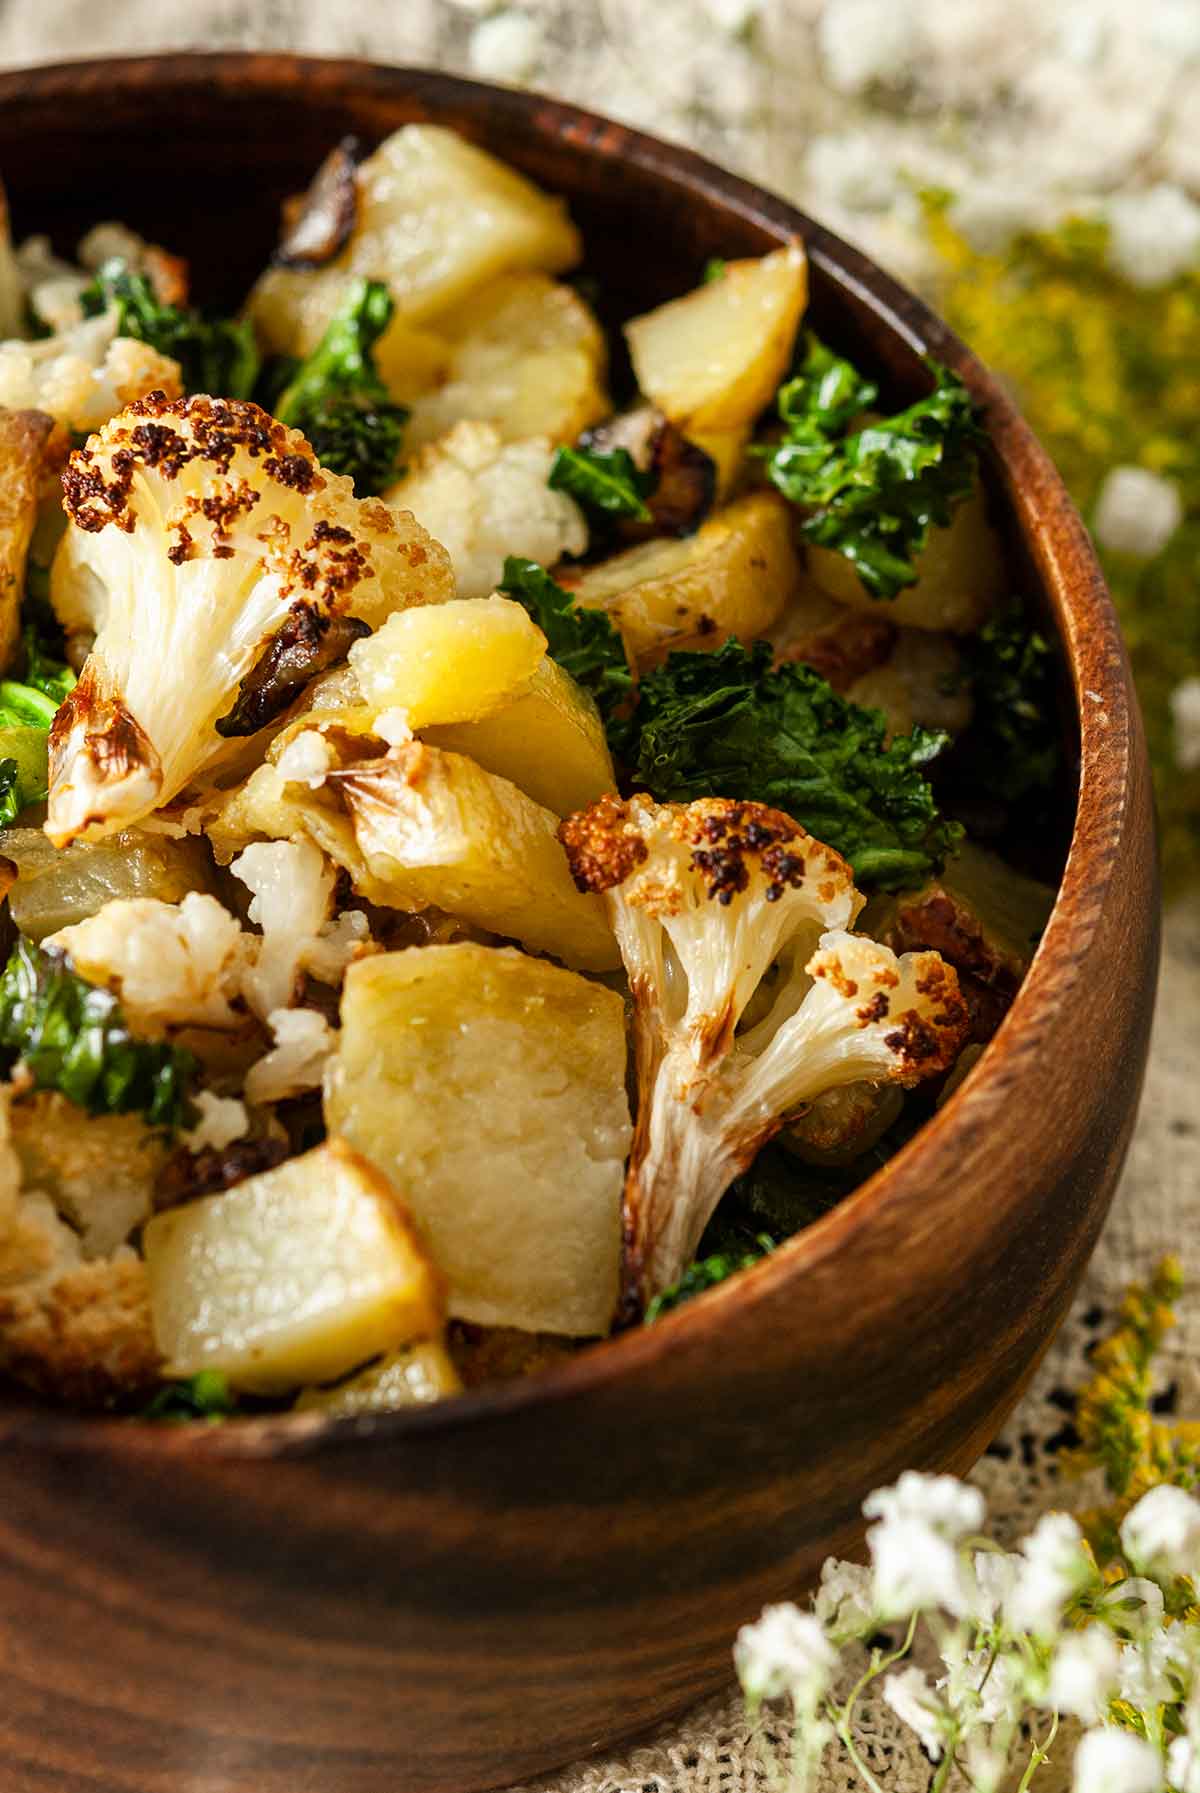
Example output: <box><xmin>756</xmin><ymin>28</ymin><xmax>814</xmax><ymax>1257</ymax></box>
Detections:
<box><xmin>62</xmin><ymin>392</ymin><xmax>319</xmax><ymax>535</ymax></box>
<box><xmin>276</xmin><ymin>136</ymin><xmax>364</xmax><ymax>269</ymax></box>
<box><xmin>47</xmin><ymin>660</ymin><xmax>162</xmax><ymax>831</ymax></box>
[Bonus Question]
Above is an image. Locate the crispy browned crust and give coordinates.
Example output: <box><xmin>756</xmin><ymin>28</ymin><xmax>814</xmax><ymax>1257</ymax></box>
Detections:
<box><xmin>46</xmin><ymin>658</ymin><xmax>163</xmax><ymax>843</ymax></box>
<box><xmin>0</xmin><ymin>1254</ymin><xmax>161</xmax><ymax>1408</ymax></box>
<box><xmin>806</xmin><ymin>940</ymin><xmax>969</xmax><ymax>1078</ymax></box>
<box><xmin>558</xmin><ymin>793</ymin><xmax>650</xmax><ymax>893</ymax></box>
<box><xmin>276</xmin><ymin>135</ymin><xmax>363</xmax><ymax>269</ymax></box>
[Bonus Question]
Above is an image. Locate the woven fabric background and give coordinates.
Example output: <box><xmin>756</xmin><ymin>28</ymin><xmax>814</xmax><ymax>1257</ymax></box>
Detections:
<box><xmin>0</xmin><ymin>2</ymin><xmax>1195</xmax><ymax>1786</ymax></box>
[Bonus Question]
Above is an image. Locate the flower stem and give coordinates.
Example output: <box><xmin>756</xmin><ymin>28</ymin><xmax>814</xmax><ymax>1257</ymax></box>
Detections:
<box><xmin>1014</xmin><ymin>1713</ymin><xmax>1059</xmax><ymax>1793</ymax></box>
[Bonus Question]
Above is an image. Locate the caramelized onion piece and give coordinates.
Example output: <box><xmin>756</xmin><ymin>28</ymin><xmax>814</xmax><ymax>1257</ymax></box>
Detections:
<box><xmin>215</xmin><ymin>607</ymin><xmax>372</xmax><ymax>739</ymax></box>
<box><xmin>276</xmin><ymin>137</ymin><xmax>364</xmax><ymax>269</ymax></box>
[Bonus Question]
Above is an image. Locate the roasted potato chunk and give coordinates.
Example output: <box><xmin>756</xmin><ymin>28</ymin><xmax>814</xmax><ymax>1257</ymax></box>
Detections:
<box><xmin>560</xmin><ymin>491</ymin><xmax>800</xmax><ymax>663</ymax></box>
<box><xmin>325</xmin><ymin>944</ymin><xmax>632</xmax><ymax>1336</ymax></box>
<box><xmin>247</xmin><ymin>124</ymin><xmax>581</xmax><ymax>354</ymax></box>
<box><xmin>806</xmin><ymin>487</ymin><xmax>1004</xmax><ymax>634</ymax></box>
<box><xmin>626</xmin><ymin>243</ymin><xmax>807</xmax><ymax>433</ymax></box>
<box><xmin>295</xmin><ymin>1339</ymin><xmax>462</xmax><ymax>1414</ymax></box>
<box><xmin>2</xmin><ymin>826</ymin><xmax>215</xmax><ymax>941</ymax></box>
<box><xmin>335</xmin><ymin>741</ymin><xmax>619</xmax><ymax>970</ymax></box>
<box><xmin>348</xmin><ymin>596</ymin><xmax>547</xmax><ymax>728</ymax></box>
<box><xmin>0</xmin><ymin>407</ymin><xmax>60</xmax><ymax>673</ymax></box>
<box><xmin>144</xmin><ymin>1139</ymin><xmax>444</xmax><ymax>1395</ymax></box>
<box><xmin>404</xmin><ymin>272</ymin><xmax>609</xmax><ymax>446</ymax></box>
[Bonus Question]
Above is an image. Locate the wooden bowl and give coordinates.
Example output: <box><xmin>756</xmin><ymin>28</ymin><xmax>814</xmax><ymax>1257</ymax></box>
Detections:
<box><xmin>0</xmin><ymin>54</ymin><xmax>1158</xmax><ymax>1793</ymax></box>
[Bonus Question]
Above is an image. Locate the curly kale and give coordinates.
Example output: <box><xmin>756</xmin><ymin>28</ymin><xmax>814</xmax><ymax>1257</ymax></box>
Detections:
<box><xmin>622</xmin><ymin>639</ymin><xmax>961</xmax><ymax>890</ymax></box>
<box><xmin>141</xmin><ymin>1371</ymin><xmax>235</xmax><ymax>1422</ymax></box>
<box><xmin>760</xmin><ymin>337</ymin><xmax>982</xmax><ymax>600</ymax></box>
<box><xmin>547</xmin><ymin>444</ymin><xmax>654</xmax><ymax>523</ymax></box>
<box><xmin>0</xmin><ymin>936</ymin><xmax>196</xmax><ymax>1128</ymax></box>
<box><xmin>499</xmin><ymin>556</ymin><xmax>632</xmax><ymax>724</ymax></box>
<box><xmin>644</xmin><ymin>1233</ymin><xmax>776</xmax><ymax>1321</ymax></box>
<box><xmin>80</xmin><ymin>259</ymin><xmax>260</xmax><ymax>400</ymax></box>
<box><xmin>956</xmin><ymin>605</ymin><xmax>1062</xmax><ymax>805</ymax></box>
<box><xmin>273</xmin><ymin>279</ymin><xmax>408</xmax><ymax>494</ymax></box>
<box><xmin>0</xmin><ymin>625</ymin><xmax>77</xmax><ymax>827</ymax></box>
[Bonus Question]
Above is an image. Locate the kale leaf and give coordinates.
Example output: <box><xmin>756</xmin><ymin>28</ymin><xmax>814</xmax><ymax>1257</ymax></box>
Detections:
<box><xmin>623</xmin><ymin>638</ymin><xmax>961</xmax><ymax>890</ymax></box>
<box><xmin>0</xmin><ymin>936</ymin><xmax>197</xmax><ymax>1128</ymax></box>
<box><xmin>547</xmin><ymin>444</ymin><xmax>654</xmax><ymax>523</ymax></box>
<box><xmin>141</xmin><ymin>1371</ymin><xmax>235</xmax><ymax>1422</ymax></box>
<box><xmin>0</xmin><ymin>625</ymin><xmax>77</xmax><ymax>826</ymax></box>
<box><xmin>273</xmin><ymin>278</ymin><xmax>408</xmax><ymax>494</ymax></box>
<box><xmin>80</xmin><ymin>259</ymin><xmax>260</xmax><ymax>400</ymax></box>
<box><xmin>760</xmin><ymin>338</ymin><xmax>982</xmax><ymax>600</ymax></box>
<box><xmin>644</xmin><ymin>1234</ymin><xmax>776</xmax><ymax>1322</ymax></box>
<box><xmin>499</xmin><ymin>556</ymin><xmax>632</xmax><ymax>724</ymax></box>
<box><xmin>956</xmin><ymin>605</ymin><xmax>1061</xmax><ymax>804</ymax></box>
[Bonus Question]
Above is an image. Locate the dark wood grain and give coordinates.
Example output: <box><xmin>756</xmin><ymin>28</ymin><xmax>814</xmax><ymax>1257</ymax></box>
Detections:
<box><xmin>0</xmin><ymin>54</ymin><xmax>1159</xmax><ymax>1793</ymax></box>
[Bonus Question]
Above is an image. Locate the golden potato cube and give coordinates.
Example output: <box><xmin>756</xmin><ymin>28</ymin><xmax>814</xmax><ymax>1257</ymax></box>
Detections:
<box><xmin>0</xmin><ymin>408</ymin><xmax>59</xmax><ymax>673</ymax></box>
<box><xmin>626</xmin><ymin>243</ymin><xmax>807</xmax><ymax>433</ymax></box>
<box><xmin>424</xmin><ymin>655</ymin><xmax>615</xmax><ymax>817</ymax></box>
<box><xmin>807</xmin><ymin>487</ymin><xmax>1004</xmax><ymax>634</ymax></box>
<box><xmin>689</xmin><ymin>424</ymin><xmax>751</xmax><ymax>502</ymax></box>
<box><xmin>3</xmin><ymin>826</ymin><xmax>214</xmax><ymax>941</ymax></box>
<box><xmin>246</xmin><ymin>125</ymin><xmax>581</xmax><ymax>355</ymax></box>
<box><xmin>561</xmin><ymin>491</ymin><xmax>800</xmax><ymax>663</ymax></box>
<box><xmin>405</xmin><ymin>272</ymin><xmax>609</xmax><ymax>447</ymax></box>
<box><xmin>295</xmin><ymin>1338</ymin><xmax>462</xmax><ymax>1415</ymax></box>
<box><xmin>336</xmin><ymin>741</ymin><xmax>618</xmax><ymax>970</ymax></box>
<box><xmin>348</xmin><ymin>596</ymin><xmax>547</xmax><ymax>727</ymax></box>
<box><xmin>325</xmin><ymin>944</ymin><xmax>632</xmax><ymax>1335</ymax></box>
<box><xmin>144</xmin><ymin>1139</ymin><xmax>444</xmax><ymax>1395</ymax></box>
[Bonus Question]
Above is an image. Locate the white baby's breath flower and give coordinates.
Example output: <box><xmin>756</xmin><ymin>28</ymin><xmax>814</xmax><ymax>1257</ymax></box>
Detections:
<box><xmin>1072</xmin><ymin>1725</ymin><xmax>1163</xmax><ymax>1793</ymax></box>
<box><xmin>698</xmin><ymin>0</ymin><xmax>760</xmax><ymax>33</ymax></box>
<box><xmin>938</xmin><ymin>1637</ymin><xmax>1024</xmax><ymax>1727</ymax></box>
<box><xmin>972</xmin><ymin>1550</ymin><xmax>1018</xmax><ymax>1623</ymax></box>
<box><xmin>1046</xmin><ymin>1624</ymin><xmax>1122</xmax><ymax>1722</ymax></box>
<box><xmin>1171</xmin><ymin>678</ymin><xmax>1200</xmax><ymax>773</ymax></box>
<box><xmin>812</xmin><ymin>1558</ymin><xmax>875</xmax><ymax>1639</ymax></box>
<box><xmin>816</xmin><ymin>0</ymin><xmax>922</xmax><ymax>96</ymax></box>
<box><xmin>1101</xmin><ymin>1575</ymin><xmax>1167</xmax><ymax>1636</ymax></box>
<box><xmin>1122</xmin><ymin>1485</ymin><xmax>1200</xmax><ymax>1581</ymax></box>
<box><xmin>734</xmin><ymin>1604</ymin><xmax>836</xmax><ymax>1705</ymax></box>
<box><xmin>1093</xmin><ymin>466</ymin><xmax>1184</xmax><ymax>559</ymax></box>
<box><xmin>865</xmin><ymin>1473</ymin><xmax>984</xmax><ymax>1619</ymax></box>
<box><xmin>467</xmin><ymin>10</ymin><xmax>545</xmax><ymax>84</ymax></box>
<box><xmin>1106</xmin><ymin>183</ymin><xmax>1200</xmax><ymax>288</ymax></box>
<box><xmin>1005</xmin><ymin>1512</ymin><xmax>1093</xmax><ymax>1636</ymax></box>
<box><xmin>962</xmin><ymin>1731</ymin><xmax>1009</xmax><ymax>1793</ymax></box>
<box><xmin>1169</xmin><ymin>1732</ymin><xmax>1200</xmax><ymax>1793</ymax></box>
<box><xmin>863</xmin><ymin>1472</ymin><xmax>985</xmax><ymax>1540</ymax></box>
<box><xmin>882</xmin><ymin>1665</ymin><xmax>949</xmax><ymax>1760</ymax></box>
<box><xmin>1118</xmin><ymin>1628</ymin><xmax>1191</xmax><ymax>1711</ymax></box>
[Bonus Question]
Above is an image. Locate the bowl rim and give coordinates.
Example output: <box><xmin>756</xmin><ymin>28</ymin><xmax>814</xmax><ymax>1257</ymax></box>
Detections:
<box><xmin>0</xmin><ymin>51</ymin><xmax>1138</xmax><ymax>1460</ymax></box>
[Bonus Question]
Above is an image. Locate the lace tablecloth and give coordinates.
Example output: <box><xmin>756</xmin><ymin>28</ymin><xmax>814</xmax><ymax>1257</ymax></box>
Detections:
<box><xmin>1</xmin><ymin>4</ymin><xmax>1196</xmax><ymax>1786</ymax></box>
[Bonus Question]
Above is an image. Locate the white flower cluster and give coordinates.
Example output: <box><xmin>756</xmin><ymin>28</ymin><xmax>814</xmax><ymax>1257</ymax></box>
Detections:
<box><xmin>735</xmin><ymin>1472</ymin><xmax>1200</xmax><ymax>1792</ymax></box>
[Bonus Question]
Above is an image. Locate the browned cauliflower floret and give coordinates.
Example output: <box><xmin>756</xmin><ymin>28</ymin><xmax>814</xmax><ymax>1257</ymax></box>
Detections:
<box><xmin>560</xmin><ymin>793</ymin><xmax>969</xmax><ymax>1316</ymax></box>
<box><xmin>0</xmin><ymin>311</ymin><xmax>183</xmax><ymax>435</ymax></box>
<box><xmin>46</xmin><ymin>393</ymin><xmax>455</xmax><ymax>846</ymax></box>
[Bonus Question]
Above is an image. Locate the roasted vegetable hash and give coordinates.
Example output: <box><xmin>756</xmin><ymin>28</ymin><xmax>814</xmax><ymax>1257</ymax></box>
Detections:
<box><xmin>0</xmin><ymin>128</ymin><xmax>1064</xmax><ymax>1416</ymax></box>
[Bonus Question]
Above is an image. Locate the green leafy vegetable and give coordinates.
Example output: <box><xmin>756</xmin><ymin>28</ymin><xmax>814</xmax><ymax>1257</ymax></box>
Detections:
<box><xmin>0</xmin><ymin>936</ymin><xmax>197</xmax><ymax>1128</ymax></box>
<box><xmin>760</xmin><ymin>338</ymin><xmax>982</xmax><ymax>599</ymax></box>
<box><xmin>645</xmin><ymin>1234</ymin><xmax>775</xmax><ymax>1322</ymax></box>
<box><xmin>702</xmin><ymin>257</ymin><xmax>728</xmax><ymax>283</ymax></box>
<box><xmin>956</xmin><ymin>605</ymin><xmax>1061</xmax><ymax>804</ymax></box>
<box><xmin>273</xmin><ymin>278</ymin><xmax>408</xmax><ymax>494</ymax></box>
<box><xmin>0</xmin><ymin>626</ymin><xmax>77</xmax><ymax>826</ymax></box>
<box><xmin>80</xmin><ymin>259</ymin><xmax>260</xmax><ymax>400</ymax></box>
<box><xmin>141</xmin><ymin>1371</ymin><xmax>235</xmax><ymax>1422</ymax></box>
<box><xmin>623</xmin><ymin>638</ymin><xmax>961</xmax><ymax>890</ymax></box>
<box><xmin>548</xmin><ymin>444</ymin><xmax>654</xmax><ymax>522</ymax></box>
<box><xmin>499</xmin><ymin>556</ymin><xmax>632</xmax><ymax>723</ymax></box>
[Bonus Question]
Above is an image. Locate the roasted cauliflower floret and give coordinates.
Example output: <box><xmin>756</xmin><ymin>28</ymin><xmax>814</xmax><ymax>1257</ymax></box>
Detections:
<box><xmin>47</xmin><ymin>892</ymin><xmax>252</xmax><ymax>1036</ymax></box>
<box><xmin>0</xmin><ymin>310</ymin><xmax>183</xmax><ymax>435</ymax></box>
<box><xmin>560</xmin><ymin>794</ymin><xmax>968</xmax><ymax>1314</ymax></box>
<box><xmin>46</xmin><ymin>393</ymin><xmax>454</xmax><ymax>845</ymax></box>
<box><xmin>384</xmin><ymin>422</ymin><xmax>587</xmax><ymax>600</ymax></box>
<box><xmin>230</xmin><ymin>837</ymin><xmax>370</xmax><ymax>1022</ymax></box>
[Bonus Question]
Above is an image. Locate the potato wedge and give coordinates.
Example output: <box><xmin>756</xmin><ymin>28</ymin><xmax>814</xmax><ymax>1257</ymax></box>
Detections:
<box><xmin>424</xmin><ymin>655</ymin><xmax>615</xmax><ymax>817</ymax></box>
<box><xmin>689</xmin><ymin>424</ymin><xmax>751</xmax><ymax>502</ymax></box>
<box><xmin>626</xmin><ymin>243</ymin><xmax>807</xmax><ymax>433</ymax></box>
<box><xmin>806</xmin><ymin>487</ymin><xmax>1004</xmax><ymax>634</ymax></box>
<box><xmin>348</xmin><ymin>596</ymin><xmax>547</xmax><ymax>727</ymax></box>
<box><xmin>325</xmin><ymin>944</ymin><xmax>631</xmax><ymax>1335</ymax></box>
<box><xmin>144</xmin><ymin>1139</ymin><xmax>444</xmax><ymax>1394</ymax></box>
<box><xmin>405</xmin><ymin>273</ymin><xmax>608</xmax><ymax>447</ymax></box>
<box><xmin>335</xmin><ymin>742</ymin><xmax>618</xmax><ymax>970</ymax></box>
<box><xmin>560</xmin><ymin>491</ymin><xmax>800</xmax><ymax>663</ymax></box>
<box><xmin>247</xmin><ymin>125</ymin><xmax>581</xmax><ymax>355</ymax></box>
<box><xmin>295</xmin><ymin>1339</ymin><xmax>462</xmax><ymax>1415</ymax></box>
<box><xmin>0</xmin><ymin>407</ymin><xmax>59</xmax><ymax>673</ymax></box>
